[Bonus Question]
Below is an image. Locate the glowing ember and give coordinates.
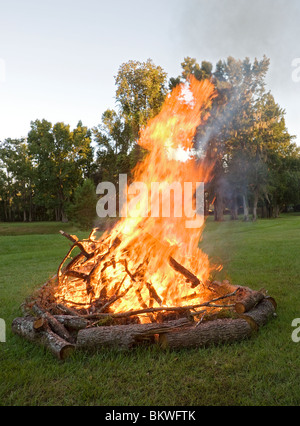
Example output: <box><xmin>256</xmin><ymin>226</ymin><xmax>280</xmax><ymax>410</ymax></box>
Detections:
<box><xmin>53</xmin><ymin>76</ymin><xmax>221</xmax><ymax>320</ymax></box>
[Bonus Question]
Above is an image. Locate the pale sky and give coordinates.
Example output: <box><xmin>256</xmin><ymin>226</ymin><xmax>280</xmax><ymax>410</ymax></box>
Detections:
<box><xmin>0</xmin><ymin>0</ymin><xmax>299</xmax><ymax>144</ymax></box>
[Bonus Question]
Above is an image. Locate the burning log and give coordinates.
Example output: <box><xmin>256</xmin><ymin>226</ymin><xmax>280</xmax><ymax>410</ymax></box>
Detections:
<box><xmin>168</xmin><ymin>256</ymin><xmax>201</xmax><ymax>288</ymax></box>
<box><xmin>209</xmin><ymin>280</ymin><xmax>240</xmax><ymax>296</ymax></box>
<box><xmin>12</xmin><ymin>317</ymin><xmax>75</xmax><ymax>360</ymax></box>
<box><xmin>76</xmin><ymin>318</ymin><xmax>191</xmax><ymax>350</ymax></box>
<box><xmin>59</xmin><ymin>230</ymin><xmax>78</xmax><ymax>243</ymax></box>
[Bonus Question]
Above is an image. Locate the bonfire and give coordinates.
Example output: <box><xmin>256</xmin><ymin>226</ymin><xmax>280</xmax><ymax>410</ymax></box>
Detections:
<box><xmin>12</xmin><ymin>77</ymin><xmax>277</xmax><ymax>359</ymax></box>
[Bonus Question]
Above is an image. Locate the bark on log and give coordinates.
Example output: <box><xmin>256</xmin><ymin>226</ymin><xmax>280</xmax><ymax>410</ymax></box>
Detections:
<box><xmin>77</xmin><ymin>318</ymin><xmax>191</xmax><ymax>350</ymax></box>
<box><xmin>32</xmin><ymin>304</ymin><xmax>74</xmax><ymax>343</ymax></box>
<box><xmin>53</xmin><ymin>315</ymin><xmax>89</xmax><ymax>331</ymax></box>
<box><xmin>159</xmin><ymin>318</ymin><xmax>253</xmax><ymax>349</ymax></box>
<box><xmin>12</xmin><ymin>317</ymin><xmax>75</xmax><ymax>360</ymax></box>
<box><xmin>235</xmin><ymin>291</ymin><xmax>265</xmax><ymax>314</ymax></box>
<box><xmin>240</xmin><ymin>298</ymin><xmax>276</xmax><ymax>327</ymax></box>
<box><xmin>209</xmin><ymin>280</ymin><xmax>240</xmax><ymax>296</ymax></box>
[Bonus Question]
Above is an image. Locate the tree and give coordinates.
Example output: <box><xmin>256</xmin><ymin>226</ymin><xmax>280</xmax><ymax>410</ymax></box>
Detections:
<box><xmin>169</xmin><ymin>57</ymin><xmax>213</xmax><ymax>90</ymax></box>
<box><xmin>205</xmin><ymin>56</ymin><xmax>271</xmax><ymax>221</ymax></box>
<box><xmin>67</xmin><ymin>178</ymin><xmax>98</xmax><ymax>230</ymax></box>
<box><xmin>0</xmin><ymin>138</ymin><xmax>33</xmax><ymax>221</ymax></box>
<box><xmin>114</xmin><ymin>59</ymin><xmax>168</xmax><ymax>140</ymax></box>
<box><xmin>27</xmin><ymin>119</ymin><xmax>93</xmax><ymax>221</ymax></box>
<box><xmin>93</xmin><ymin>59</ymin><xmax>168</xmax><ymax>201</ymax></box>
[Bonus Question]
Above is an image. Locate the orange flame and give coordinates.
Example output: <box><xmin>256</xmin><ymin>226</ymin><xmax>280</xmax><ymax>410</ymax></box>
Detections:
<box><xmin>54</xmin><ymin>76</ymin><xmax>219</xmax><ymax>317</ymax></box>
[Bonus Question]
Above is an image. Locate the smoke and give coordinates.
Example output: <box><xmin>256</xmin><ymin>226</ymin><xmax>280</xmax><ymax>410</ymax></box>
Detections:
<box><xmin>180</xmin><ymin>0</ymin><xmax>300</xmax><ymax>142</ymax></box>
<box><xmin>182</xmin><ymin>0</ymin><xmax>300</xmax><ymax>61</ymax></box>
<box><xmin>195</xmin><ymin>87</ymin><xmax>241</xmax><ymax>157</ymax></box>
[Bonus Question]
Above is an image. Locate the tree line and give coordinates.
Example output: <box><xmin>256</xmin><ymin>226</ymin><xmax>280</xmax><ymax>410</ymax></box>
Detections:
<box><xmin>1</xmin><ymin>56</ymin><xmax>300</xmax><ymax>226</ymax></box>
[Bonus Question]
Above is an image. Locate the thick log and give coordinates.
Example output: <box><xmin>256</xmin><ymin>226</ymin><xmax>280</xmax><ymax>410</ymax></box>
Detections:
<box><xmin>33</xmin><ymin>317</ymin><xmax>46</xmax><ymax>330</ymax></box>
<box><xmin>209</xmin><ymin>280</ymin><xmax>240</xmax><ymax>296</ymax></box>
<box><xmin>77</xmin><ymin>318</ymin><xmax>191</xmax><ymax>350</ymax></box>
<box><xmin>159</xmin><ymin>318</ymin><xmax>253</xmax><ymax>349</ymax></box>
<box><xmin>240</xmin><ymin>298</ymin><xmax>276</xmax><ymax>327</ymax></box>
<box><xmin>12</xmin><ymin>317</ymin><xmax>75</xmax><ymax>360</ymax></box>
<box><xmin>32</xmin><ymin>304</ymin><xmax>74</xmax><ymax>343</ymax></box>
<box><xmin>235</xmin><ymin>291</ymin><xmax>265</xmax><ymax>314</ymax></box>
<box><xmin>53</xmin><ymin>315</ymin><xmax>89</xmax><ymax>331</ymax></box>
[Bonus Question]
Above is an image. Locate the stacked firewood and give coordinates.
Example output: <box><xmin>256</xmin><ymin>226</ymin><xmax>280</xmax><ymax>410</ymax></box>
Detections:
<box><xmin>11</xmin><ymin>230</ymin><xmax>277</xmax><ymax>359</ymax></box>
<box><xmin>12</xmin><ymin>278</ymin><xmax>277</xmax><ymax>360</ymax></box>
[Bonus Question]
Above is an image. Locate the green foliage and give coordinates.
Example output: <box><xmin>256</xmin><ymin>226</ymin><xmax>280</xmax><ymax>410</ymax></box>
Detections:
<box><xmin>67</xmin><ymin>179</ymin><xmax>98</xmax><ymax>230</ymax></box>
<box><xmin>194</xmin><ymin>55</ymin><xmax>297</xmax><ymax>220</ymax></box>
<box><xmin>115</xmin><ymin>59</ymin><xmax>168</xmax><ymax>139</ymax></box>
<box><xmin>93</xmin><ymin>59</ymin><xmax>167</xmax><ymax>189</ymax></box>
<box><xmin>0</xmin><ymin>55</ymin><xmax>299</xmax><ymax>224</ymax></box>
<box><xmin>27</xmin><ymin>119</ymin><xmax>94</xmax><ymax>222</ymax></box>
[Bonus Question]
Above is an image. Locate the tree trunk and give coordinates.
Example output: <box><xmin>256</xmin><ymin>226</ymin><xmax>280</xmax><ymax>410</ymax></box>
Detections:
<box><xmin>214</xmin><ymin>191</ymin><xmax>224</xmax><ymax>222</ymax></box>
<box><xmin>230</xmin><ymin>193</ymin><xmax>239</xmax><ymax>220</ymax></box>
<box><xmin>252</xmin><ymin>190</ymin><xmax>259</xmax><ymax>221</ymax></box>
<box><xmin>28</xmin><ymin>186</ymin><xmax>33</xmax><ymax>222</ymax></box>
<box><xmin>273</xmin><ymin>205</ymin><xmax>280</xmax><ymax>218</ymax></box>
<box><xmin>242</xmin><ymin>194</ymin><xmax>249</xmax><ymax>222</ymax></box>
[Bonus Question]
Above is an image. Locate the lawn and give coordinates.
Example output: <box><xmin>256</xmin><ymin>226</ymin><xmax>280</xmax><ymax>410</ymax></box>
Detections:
<box><xmin>0</xmin><ymin>216</ymin><xmax>300</xmax><ymax>406</ymax></box>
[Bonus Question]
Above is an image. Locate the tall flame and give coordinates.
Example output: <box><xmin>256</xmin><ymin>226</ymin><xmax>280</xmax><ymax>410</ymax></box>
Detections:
<box><xmin>54</xmin><ymin>76</ymin><xmax>219</xmax><ymax>317</ymax></box>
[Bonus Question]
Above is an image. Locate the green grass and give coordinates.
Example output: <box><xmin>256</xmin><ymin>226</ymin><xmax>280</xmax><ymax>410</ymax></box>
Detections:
<box><xmin>1</xmin><ymin>217</ymin><xmax>300</xmax><ymax>406</ymax></box>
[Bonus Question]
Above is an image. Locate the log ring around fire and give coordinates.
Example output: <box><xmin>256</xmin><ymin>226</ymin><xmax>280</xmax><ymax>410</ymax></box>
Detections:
<box><xmin>12</xmin><ymin>284</ymin><xmax>277</xmax><ymax>360</ymax></box>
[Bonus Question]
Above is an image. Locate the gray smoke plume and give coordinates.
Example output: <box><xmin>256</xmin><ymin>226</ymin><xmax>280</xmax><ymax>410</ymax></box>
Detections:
<box><xmin>179</xmin><ymin>0</ymin><xmax>300</xmax><ymax>143</ymax></box>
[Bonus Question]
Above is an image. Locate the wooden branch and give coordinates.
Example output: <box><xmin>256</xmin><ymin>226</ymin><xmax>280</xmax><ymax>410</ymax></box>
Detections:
<box><xmin>146</xmin><ymin>282</ymin><xmax>162</xmax><ymax>306</ymax></box>
<box><xmin>12</xmin><ymin>317</ymin><xmax>75</xmax><ymax>360</ymax></box>
<box><xmin>81</xmin><ymin>291</ymin><xmax>238</xmax><ymax>320</ymax></box>
<box><xmin>32</xmin><ymin>304</ymin><xmax>74</xmax><ymax>343</ymax></box>
<box><xmin>59</xmin><ymin>230</ymin><xmax>78</xmax><ymax>243</ymax></box>
<box><xmin>59</xmin><ymin>230</ymin><xmax>95</xmax><ymax>262</ymax></box>
<box><xmin>65</xmin><ymin>270</ymin><xmax>89</xmax><ymax>280</ymax></box>
<box><xmin>56</xmin><ymin>303</ymin><xmax>82</xmax><ymax>317</ymax></box>
<box><xmin>168</xmin><ymin>256</ymin><xmax>201</xmax><ymax>288</ymax></box>
<box><xmin>53</xmin><ymin>315</ymin><xmax>89</xmax><ymax>331</ymax></box>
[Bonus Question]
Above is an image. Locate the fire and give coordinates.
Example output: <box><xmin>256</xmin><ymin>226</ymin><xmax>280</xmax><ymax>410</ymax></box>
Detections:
<box><xmin>54</xmin><ymin>76</ymin><xmax>220</xmax><ymax>320</ymax></box>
